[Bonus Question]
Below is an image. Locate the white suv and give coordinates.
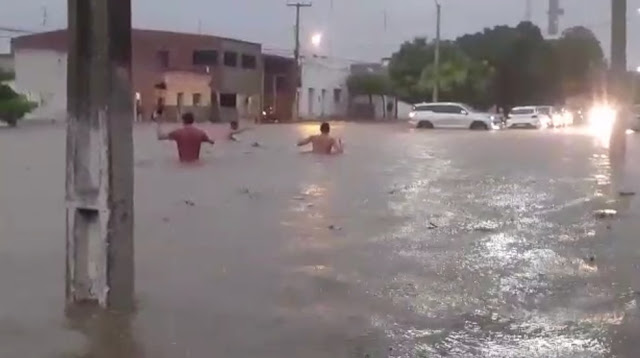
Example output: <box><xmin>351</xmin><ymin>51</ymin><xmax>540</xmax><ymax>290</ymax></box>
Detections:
<box><xmin>408</xmin><ymin>102</ymin><xmax>496</xmax><ymax>130</ymax></box>
<box><xmin>507</xmin><ymin>106</ymin><xmax>551</xmax><ymax>129</ymax></box>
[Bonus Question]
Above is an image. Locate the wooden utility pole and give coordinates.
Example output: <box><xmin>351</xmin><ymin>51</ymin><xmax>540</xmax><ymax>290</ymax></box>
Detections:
<box><xmin>66</xmin><ymin>0</ymin><xmax>134</xmax><ymax>310</ymax></box>
<box><xmin>287</xmin><ymin>2</ymin><xmax>311</xmax><ymax>119</ymax></box>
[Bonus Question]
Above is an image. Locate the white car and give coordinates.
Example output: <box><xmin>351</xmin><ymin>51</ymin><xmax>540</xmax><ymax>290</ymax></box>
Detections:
<box><xmin>408</xmin><ymin>102</ymin><xmax>497</xmax><ymax>130</ymax></box>
<box><xmin>507</xmin><ymin>106</ymin><xmax>550</xmax><ymax>129</ymax></box>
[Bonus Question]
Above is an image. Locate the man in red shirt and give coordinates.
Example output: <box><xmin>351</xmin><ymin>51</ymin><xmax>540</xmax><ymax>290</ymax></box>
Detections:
<box><xmin>157</xmin><ymin>112</ymin><xmax>215</xmax><ymax>162</ymax></box>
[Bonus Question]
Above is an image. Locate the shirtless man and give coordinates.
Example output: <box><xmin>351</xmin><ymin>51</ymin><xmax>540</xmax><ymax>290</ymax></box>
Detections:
<box><xmin>157</xmin><ymin>112</ymin><xmax>215</xmax><ymax>163</ymax></box>
<box><xmin>297</xmin><ymin>122</ymin><xmax>343</xmax><ymax>154</ymax></box>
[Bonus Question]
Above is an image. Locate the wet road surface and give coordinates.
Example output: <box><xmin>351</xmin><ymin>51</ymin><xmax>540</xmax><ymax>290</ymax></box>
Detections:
<box><xmin>1</xmin><ymin>122</ymin><xmax>640</xmax><ymax>357</ymax></box>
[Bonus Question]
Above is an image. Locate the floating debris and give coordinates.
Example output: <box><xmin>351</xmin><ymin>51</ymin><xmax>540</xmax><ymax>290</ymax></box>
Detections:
<box><xmin>594</xmin><ymin>209</ymin><xmax>617</xmax><ymax>219</ymax></box>
<box><xmin>251</xmin><ymin>142</ymin><xmax>261</xmax><ymax>148</ymax></box>
<box><xmin>328</xmin><ymin>224</ymin><xmax>342</xmax><ymax>231</ymax></box>
<box><xmin>183</xmin><ymin>200</ymin><xmax>195</xmax><ymax>207</ymax></box>
<box><xmin>619</xmin><ymin>190</ymin><xmax>636</xmax><ymax>197</ymax></box>
<box><xmin>427</xmin><ymin>222</ymin><xmax>438</xmax><ymax>230</ymax></box>
<box><xmin>472</xmin><ymin>221</ymin><xmax>500</xmax><ymax>232</ymax></box>
<box><xmin>162</xmin><ymin>217</ymin><xmax>170</xmax><ymax>223</ymax></box>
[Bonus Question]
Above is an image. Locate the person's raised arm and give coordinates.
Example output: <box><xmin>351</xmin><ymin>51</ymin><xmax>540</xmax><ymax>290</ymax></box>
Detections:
<box><xmin>202</xmin><ymin>131</ymin><xmax>215</xmax><ymax>145</ymax></box>
<box><xmin>332</xmin><ymin>138</ymin><xmax>344</xmax><ymax>154</ymax></box>
<box><xmin>297</xmin><ymin>136</ymin><xmax>312</xmax><ymax>147</ymax></box>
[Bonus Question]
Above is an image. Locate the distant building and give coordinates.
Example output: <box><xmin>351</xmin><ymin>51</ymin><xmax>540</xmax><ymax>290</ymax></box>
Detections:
<box><xmin>11</xmin><ymin>29</ymin><xmax>263</xmax><ymax>122</ymax></box>
<box><xmin>0</xmin><ymin>53</ymin><xmax>13</xmax><ymax>73</ymax></box>
<box><xmin>263</xmin><ymin>54</ymin><xmax>297</xmax><ymax>122</ymax></box>
<box><xmin>299</xmin><ymin>55</ymin><xmax>350</xmax><ymax>119</ymax></box>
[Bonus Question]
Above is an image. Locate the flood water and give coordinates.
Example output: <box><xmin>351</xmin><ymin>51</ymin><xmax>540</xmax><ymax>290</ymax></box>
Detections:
<box><xmin>1</xmin><ymin>122</ymin><xmax>640</xmax><ymax>357</ymax></box>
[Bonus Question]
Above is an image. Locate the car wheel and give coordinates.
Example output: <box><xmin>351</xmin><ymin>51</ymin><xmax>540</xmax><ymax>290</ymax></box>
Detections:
<box><xmin>470</xmin><ymin>121</ymin><xmax>488</xmax><ymax>130</ymax></box>
<box><xmin>417</xmin><ymin>120</ymin><xmax>434</xmax><ymax>129</ymax></box>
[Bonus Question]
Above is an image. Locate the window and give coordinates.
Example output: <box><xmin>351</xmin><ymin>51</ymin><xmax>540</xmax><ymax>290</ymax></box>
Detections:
<box><xmin>193</xmin><ymin>93</ymin><xmax>202</xmax><ymax>107</ymax></box>
<box><xmin>220</xmin><ymin>93</ymin><xmax>237</xmax><ymax>108</ymax></box>
<box><xmin>241</xmin><ymin>54</ymin><xmax>257</xmax><ymax>69</ymax></box>
<box><xmin>157</xmin><ymin>50</ymin><xmax>169</xmax><ymax>69</ymax></box>
<box><xmin>511</xmin><ymin>108</ymin><xmax>535</xmax><ymax>115</ymax></box>
<box><xmin>192</xmin><ymin>50</ymin><xmax>218</xmax><ymax>65</ymax></box>
<box><xmin>442</xmin><ymin>105</ymin><xmax>466</xmax><ymax>114</ymax></box>
<box><xmin>224</xmin><ymin>51</ymin><xmax>238</xmax><ymax>67</ymax></box>
<box><xmin>333</xmin><ymin>88</ymin><xmax>342</xmax><ymax>103</ymax></box>
<box><xmin>416</xmin><ymin>104</ymin><xmax>465</xmax><ymax>114</ymax></box>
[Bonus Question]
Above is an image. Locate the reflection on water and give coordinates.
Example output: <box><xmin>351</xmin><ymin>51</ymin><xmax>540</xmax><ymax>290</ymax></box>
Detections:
<box><xmin>65</xmin><ymin>305</ymin><xmax>142</xmax><ymax>358</ymax></box>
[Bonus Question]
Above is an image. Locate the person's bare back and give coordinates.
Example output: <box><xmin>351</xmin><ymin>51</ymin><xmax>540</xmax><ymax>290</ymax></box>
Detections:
<box><xmin>297</xmin><ymin>122</ymin><xmax>343</xmax><ymax>155</ymax></box>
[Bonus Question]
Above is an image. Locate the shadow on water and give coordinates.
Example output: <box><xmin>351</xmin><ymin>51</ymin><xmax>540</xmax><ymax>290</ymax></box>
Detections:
<box><xmin>63</xmin><ymin>304</ymin><xmax>143</xmax><ymax>358</ymax></box>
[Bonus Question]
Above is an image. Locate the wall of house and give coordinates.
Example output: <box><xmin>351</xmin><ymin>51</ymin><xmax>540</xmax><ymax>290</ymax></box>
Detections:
<box><xmin>218</xmin><ymin>39</ymin><xmax>262</xmax><ymax>121</ymax></box>
<box><xmin>263</xmin><ymin>54</ymin><xmax>297</xmax><ymax>122</ymax></box>
<box><xmin>13</xmin><ymin>48</ymin><xmax>67</xmax><ymax>121</ymax></box>
<box><xmin>160</xmin><ymin>71</ymin><xmax>212</xmax><ymax>122</ymax></box>
<box><xmin>299</xmin><ymin>56</ymin><xmax>350</xmax><ymax>119</ymax></box>
<box><xmin>0</xmin><ymin>54</ymin><xmax>14</xmax><ymax>73</ymax></box>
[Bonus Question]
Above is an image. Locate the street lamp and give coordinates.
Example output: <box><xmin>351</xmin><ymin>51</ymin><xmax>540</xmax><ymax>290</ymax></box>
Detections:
<box><xmin>311</xmin><ymin>32</ymin><xmax>322</xmax><ymax>48</ymax></box>
<box><xmin>432</xmin><ymin>0</ymin><xmax>441</xmax><ymax>103</ymax></box>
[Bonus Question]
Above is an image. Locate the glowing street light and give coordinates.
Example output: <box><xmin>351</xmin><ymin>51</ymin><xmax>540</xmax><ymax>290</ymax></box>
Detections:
<box><xmin>311</xmin><ymin>32</ymin><xmax>323</xmax><ymax>48</ymax></box>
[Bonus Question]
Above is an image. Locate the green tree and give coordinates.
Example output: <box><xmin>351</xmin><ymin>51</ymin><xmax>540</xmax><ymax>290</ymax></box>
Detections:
<box><xmin>388</xmin><ymin>38</ymin><xmax>494</xmax><ymax>108</ymax></box>
<box><xmin>553</xmin><ymin>26</ymin><xmax>605</xmax><ymax>97</ymax></box>
<box><xmin>0</xmin><ymin>69</ymin><xmax>36</xmax><ymax>127</ymax></box>
<box><xmin>346</xmin><ymin>71</ymin><xmax>391</xmax><ymax>117</ymax></box>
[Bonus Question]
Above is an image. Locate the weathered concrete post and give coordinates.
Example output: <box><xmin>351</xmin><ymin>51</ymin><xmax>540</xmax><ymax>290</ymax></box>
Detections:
<box><xmin>66</xmin><ymin>0</ymin><xmax>134</xmax><ymax>310</ymax></box>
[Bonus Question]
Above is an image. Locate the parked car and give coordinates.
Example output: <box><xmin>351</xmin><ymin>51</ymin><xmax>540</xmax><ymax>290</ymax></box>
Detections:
<box><xmin>506</xmin><ymin>106</ymin><xmax>551</xmax><ymax>129</ymax></box>
<box><xmin>408</xmin><ymin>102</ymin><xmax>497</xmax><ymax>130</ymax></box>
<box><xmin>630</xmin><ymin>104</ymin><xmax>640</xmax><ymax>132</ymax></box>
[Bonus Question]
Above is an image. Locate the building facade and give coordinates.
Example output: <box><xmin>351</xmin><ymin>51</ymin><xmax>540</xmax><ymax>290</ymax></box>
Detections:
<box><xmin>298</xmin><ymin>55</ymin><xmax>350</xmax><ymax>119</ymax></box>
<box><xmin>263</xmin><ymin>54</ymin><xmax>297</xmax><ymax>122</ymax></box>
<box><xmin>12</xmin><ymin>29</ymin><xmax>263</xmax><ymax>122</ymax></box>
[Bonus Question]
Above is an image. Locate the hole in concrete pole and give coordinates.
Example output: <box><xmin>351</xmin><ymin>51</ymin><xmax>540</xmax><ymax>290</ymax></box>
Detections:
<box><xmin>73</xmin><ymin>208</ymin><xmax>100</xmax><ymax>304</ymax></box>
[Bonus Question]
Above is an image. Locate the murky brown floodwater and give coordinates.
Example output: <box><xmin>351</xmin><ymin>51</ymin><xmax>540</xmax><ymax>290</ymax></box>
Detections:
<box><xmin>1</xmin><ymin>122</ymin><xmax>640</xmax><ymax>357</ymax></box>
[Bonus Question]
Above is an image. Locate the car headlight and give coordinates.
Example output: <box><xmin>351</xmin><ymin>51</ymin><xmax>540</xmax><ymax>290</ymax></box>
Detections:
<box><xmin>409</xmin><ymin>112</ymin><xmax>416</xmax><ymax>119</ymax></box>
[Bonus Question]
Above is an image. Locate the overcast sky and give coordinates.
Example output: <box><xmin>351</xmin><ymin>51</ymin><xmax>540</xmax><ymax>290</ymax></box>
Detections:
<box><xmin>2</xmin><ymin>0</ymin><xmax>640</xmax><ymax>67</ymax></box>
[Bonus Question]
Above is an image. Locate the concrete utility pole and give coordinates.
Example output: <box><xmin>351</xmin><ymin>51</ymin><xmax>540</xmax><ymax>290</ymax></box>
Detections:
<box><xmin>432</xmin><ymin>0</ymin><xmax>441</xmax><ymax>103</ymax></box>
<box><xmin>66</xmin><ymin>0</ymin><xmax>134</xmax><ymax>310</ymax></box>
<box><xmin>548</xmin><ymin>0</ymin><xmax>564</xmax><ymax>36</ymax></box>
<box><xmin>609</xmin><ymin>0</ymin><xmax>632</xmax><ymax>195</ymax></box>
<box><xmin>524</xmin><ymin>0</ymin><xmax>532</xmax><ymax>22</ymax></box>
<box><xmin>287</xmin><ymin>2</ymin><xmax>311</xmax><ymax>120</ymax></box>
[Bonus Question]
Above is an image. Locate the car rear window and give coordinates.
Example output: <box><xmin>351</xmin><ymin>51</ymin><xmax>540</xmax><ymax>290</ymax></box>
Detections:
<box><xmin>511</xmin><ymin>108</ymin><xmax>535</xmax><ymax>115</ymax></box>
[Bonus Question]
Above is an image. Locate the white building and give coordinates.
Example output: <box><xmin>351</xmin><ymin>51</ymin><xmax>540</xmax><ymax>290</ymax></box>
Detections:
<box><xmin>13</xmin><ymin>48</ymin><xmax>67</xmax><ymax>121</ymax></box>
<box><xmin>299</xmin><ymin>55</ymin><xmax>350</xmax><ymax>119</ymax></box>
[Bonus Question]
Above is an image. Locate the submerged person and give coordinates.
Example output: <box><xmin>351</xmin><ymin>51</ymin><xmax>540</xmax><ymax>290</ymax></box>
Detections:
<box><xmin>156</xmin><ymin>112</ymin><xmax>215</xmax><ymax>163</ymax></box>
<box><xmin>228</xmin><ymin>120</ymin><xmax>251</xmax><ymax>142</ymax></box>
<box><xmin>297</xmin><ymin>122</ymin><xmax>343</xmax><ymax>154</ymax></box>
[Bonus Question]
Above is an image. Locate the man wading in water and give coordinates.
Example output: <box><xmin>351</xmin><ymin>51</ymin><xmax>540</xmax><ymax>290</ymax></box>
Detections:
<box><xmin>297</xmin><ymin>122</ymin><xmax>344</xmax><ymax>154</ymax></box>
<box><xmin>156</xmin><ymin>112</ymin><xmax>215</xmax><ymax>163</ymax></box>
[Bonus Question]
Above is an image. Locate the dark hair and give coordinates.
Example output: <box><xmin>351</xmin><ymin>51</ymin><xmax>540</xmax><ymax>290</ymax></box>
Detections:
<box><xmin>182</xmin><ymin>112</ymin><xmax>195</xmax><ymax>124</ymax></box>
<box><xmin>320</xmin><ymin>122</ymin><xmax>330</xmax><ymax>134</ymax></box>
<box><xmin>230</xmin><ymin>120</ymin><xmax>239</xmax><ymax>130</ymax></box>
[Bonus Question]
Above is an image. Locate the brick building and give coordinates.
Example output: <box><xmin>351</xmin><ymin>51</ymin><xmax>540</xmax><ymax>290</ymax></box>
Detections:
<box><xmin>12</xmin><ymin>29</ymin><xmax>264</xmax><ymax>122</ymax></box>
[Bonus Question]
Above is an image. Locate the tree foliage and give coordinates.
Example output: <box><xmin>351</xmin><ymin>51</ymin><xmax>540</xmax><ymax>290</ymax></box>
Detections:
<box><xmin>0</xmin><ymin>69</ymin><xmax>36</xmax><ymax>126</ymax></box>
<box><xmin>388</xmin><ymin>22</ymin><xmax>605</xmax><ymax>110</ymax></box>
